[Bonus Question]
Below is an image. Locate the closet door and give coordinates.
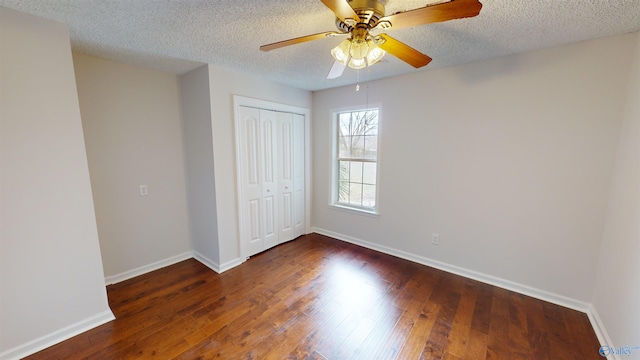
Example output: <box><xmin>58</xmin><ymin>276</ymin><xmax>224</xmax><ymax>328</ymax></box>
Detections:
<box><xmin>260</xmin><ymin>110</ymin><xmax>279</xmax><ymax>250</ymax></box>
<box><xmin>238</xmin><ymin>106</ymin><xmax>265</xmax><ymax>256</ymax></box>
<box><xmin>277</xmin><ymin>112</ymin><xmax>294</xmax><ymax>242</ymax></box>
<box><xmin>236</xmin><ymin>102</ymin><xmax>306</xmax><ymax>258</ymax></box>
<box><xmin>292</xmin><ymin>113</ymin><xmax>305</xmax><ymax>238</ymax></box>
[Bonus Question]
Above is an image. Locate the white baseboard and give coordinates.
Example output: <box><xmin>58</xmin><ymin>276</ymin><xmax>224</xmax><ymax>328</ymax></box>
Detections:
<box><xmin>193</xmin><ymin>251</ymin><xmax>245</xmax><ymax>273</ymax></box>
<box><xmin>588</xmin><ymin>305</ymin><xmax>619</xmax><ymax>360</ymax></box>
<box><xmin>219</xmin><ymin>257</ymin><xmax>245</xmax><ymax>272</ymax></box>
<box><xmin>311</xmin><ymin>227</ymin><xmax>590</xmax><ymax>313</ymax></box>
<box><xmin>103</xmin><ymin>250</ymin><xmax>245</xmax><ymax>284</ymax></box>
<box><xmin>104</xmin><ymin>251</ymin><xmax>193</xmax><ymax>285</ymax></box>
<box><xmin>193</xmin><ymin>251</ymin><xmax>220</xmax><ymax>272</ymax></box>
<box><xmin>0</xmin><ymin>310</ymin><xmax>114</xmax><ymax>360</ymax></box>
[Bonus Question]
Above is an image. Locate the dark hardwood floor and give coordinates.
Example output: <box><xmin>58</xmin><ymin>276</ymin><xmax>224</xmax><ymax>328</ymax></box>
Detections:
<box><xmin>26</xmin><ymin>233</ymin><xmax>602</xmax><ymax>359</ymax></box>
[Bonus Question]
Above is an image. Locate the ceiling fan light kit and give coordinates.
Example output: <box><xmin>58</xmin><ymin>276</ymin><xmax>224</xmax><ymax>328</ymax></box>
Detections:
<box><xmin>260</xmin><ymin>0</ymin><xmax>483</xmax><ymax>79</ymax></box>
<box><xmin>330</xmin><ymin>34</ymin><xmax>386</xmax><ymax>70</ymax></box>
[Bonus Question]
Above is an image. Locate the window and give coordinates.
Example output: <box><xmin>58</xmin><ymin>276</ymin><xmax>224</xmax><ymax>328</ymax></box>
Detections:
<box><xmin>332</xmin><ymin>108</ymin><xmax>380</xmax><ymax>213</ymax></box>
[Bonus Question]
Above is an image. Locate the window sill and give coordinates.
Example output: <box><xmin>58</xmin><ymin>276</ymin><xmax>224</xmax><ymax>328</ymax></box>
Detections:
<box><xmin>329</xmin><ymin>204</ymin><xmax>380</xmax><ymax>218</ymax></box>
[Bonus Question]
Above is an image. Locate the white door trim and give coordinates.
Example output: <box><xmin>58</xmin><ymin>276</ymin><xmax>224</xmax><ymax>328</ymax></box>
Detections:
<box><xmin>233</xmin><ymin>95</ymin><xmax>311</xmax><ymax>260</ymax></box>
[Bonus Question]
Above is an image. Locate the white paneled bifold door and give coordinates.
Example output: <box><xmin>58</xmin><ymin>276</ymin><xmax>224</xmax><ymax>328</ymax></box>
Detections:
<box><xmin>237</xmin><ymin>106</ymin><xmax>305</xmax><ymax>258</ymax></box>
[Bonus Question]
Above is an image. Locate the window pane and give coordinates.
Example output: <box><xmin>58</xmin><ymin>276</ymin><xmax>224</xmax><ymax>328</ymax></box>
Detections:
<box><xmin>350</xmin><ymin>161</ymin><xmax>363</xmax><ymax>183</ymax></box>
<box><xmin>364</xmin><ymin>114</ymin><xmax>378</xmax><ymax>135</ymax></box>
<box><xmin>363</xmin><ymin>162</ymin><xmax>376</xmax><ymax>185</ymax></box>
<box><xmin>352</xmin><ymin>113</ymin><xmax>369</xmax><ymax>136</ymax></box>
<box><xmin>351</xmin><ymin>135</ymin><xmax>365</xmax><ymax>158</ymax></box>
<box><xmin>339</xmin><ymin>114</ymin><xmax>351</xmax><ymax>136</ymax></box>
<box><xmin>349</xmin><ymin>183</ymin><xmax>362</xmax><ymax>205</ymax></box>
<box><xmin>363</xmin><ymin>184</ymin><xmax>376</xmax><ymax>208</ymax></box>
<box><xmin>338</xmin><ymin>181</ymin><xmax>350</xmax><ymax>203</ymax></box>
<box><xmin>365</xmin><ymin>123</ymin><xmax>378</xmax><ymax>135</ymax></box>
<box><xmin>364</xmin><ymin>135</ymin><xmax>377</xmax><ymax>160</ymax></box>
<box><xmin>339</xmin><ymin>136</ymin><xmax>351</xmax><ymax>158</ymax></box>
<box><xmin>339</xmin><ymin>161</ymin><xmax>350</xmax><ymax>181</ymax></box>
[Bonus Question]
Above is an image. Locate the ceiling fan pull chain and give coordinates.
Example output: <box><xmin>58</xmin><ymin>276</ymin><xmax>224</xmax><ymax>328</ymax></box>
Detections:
<box><xmin>356</xmin><ymin>69</ymin><xmax>360</xmax><ymax>91</ymax></box>
<box><xmin>366</xmin><ymin>66</ymin><xmax>371</xmax><ymax>108</ymax></box>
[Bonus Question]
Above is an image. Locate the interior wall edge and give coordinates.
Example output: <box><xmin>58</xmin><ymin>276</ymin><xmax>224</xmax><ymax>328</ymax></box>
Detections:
<box><xmin>192</xmin><ymin>251</ymin><xmax>220</xmax><ymax>273</ymax></box>
<box><xmin>310</xmin><ymin>227</ymin><xmax>591</xmax><ymax>313</ymax></box>
<box><xmin>0</xmin><ymin>311</ymin><xmax>115</xmax><ymax>360</ymax></box>
<box><xmin>218</xmin><ymin>257</ymin><xmax>246</xmax><ymax>273</ymax></box>
<box><xmin>192</xmin><ymin>251</ymin><xmax>245</xmax><ymax>274</ymax></box>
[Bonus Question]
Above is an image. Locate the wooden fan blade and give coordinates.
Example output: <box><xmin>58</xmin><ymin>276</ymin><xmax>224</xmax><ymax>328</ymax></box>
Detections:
<box><xmin>260</xmin><ymin>31</ymin><xmax>344</xmax><ymax>52</ymax></box>
<box><xmin>380</xmin><ymin>0</ymin><xmax>482</xmax><ymax>30</ymax></box>
<box><xmin>377</xmin><ymin>34</ymin><xmax>432</xmax><ymax>68</ymax></box>
<box><xmin>321</xmin><ymin>0</ymin><xmax>361</xmax><ymax>23</ymax></box>
<box><xmin>327</xmin><ymin>60</ymin><xmax>346</xmax><ymax>79</ymax></box>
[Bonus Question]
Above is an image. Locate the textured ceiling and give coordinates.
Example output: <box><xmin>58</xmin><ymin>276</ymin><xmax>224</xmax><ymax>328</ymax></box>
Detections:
<box><xmin>1</xmin><ymin>0</ymin><xmax>639</xmax><ymax>91</ymax></box>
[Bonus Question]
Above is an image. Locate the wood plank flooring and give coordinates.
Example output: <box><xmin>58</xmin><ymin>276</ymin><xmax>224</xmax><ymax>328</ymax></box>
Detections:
<box><xmin>26</xmin><ymin>233</ymin><xmax>602</xmax><ymax>359</ymax></box>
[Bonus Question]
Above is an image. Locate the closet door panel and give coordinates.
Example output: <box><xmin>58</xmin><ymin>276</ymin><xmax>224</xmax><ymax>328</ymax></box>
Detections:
<box><xmin>260</xmin><ymin>110</ymin><xmax>279</xmax><ymax>250</ymax></box>
<box><xmin>277</xmin><ymin>112</ymin><xmax>294</xmax><ymax>242</ymax></box>
<box><xmin>239</xmin><ymin>106</ymin><xmax>264</xmax><ymax>256</ymax></box>
<box><xmin>293</xmin><ymin>114</ymin><xmax>305</xmax><ymax>237</ymax></box>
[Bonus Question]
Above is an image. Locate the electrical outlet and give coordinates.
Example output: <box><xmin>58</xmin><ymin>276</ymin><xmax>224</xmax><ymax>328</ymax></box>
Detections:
<box><xmin>432</xmin><ymin>233</ymin><xmax>440</xmax><ymax>245</ymax></box>
<box><xmin>139</xmin><ymin>184</ymin><xmax>148</xmax><ymax>196</ymax></box>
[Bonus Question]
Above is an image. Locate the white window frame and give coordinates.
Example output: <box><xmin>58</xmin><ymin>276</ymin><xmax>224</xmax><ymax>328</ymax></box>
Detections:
<box><xmin>330</xmin><ymin>105</ymin><xmax>381</xmax><ymax>216</ymax></box>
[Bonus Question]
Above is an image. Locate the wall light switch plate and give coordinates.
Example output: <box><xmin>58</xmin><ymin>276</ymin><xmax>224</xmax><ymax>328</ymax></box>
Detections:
<box><xmin>139</xmin><ymin>184</ymin><xmax>148</xmax><ymax>196</ymax></box>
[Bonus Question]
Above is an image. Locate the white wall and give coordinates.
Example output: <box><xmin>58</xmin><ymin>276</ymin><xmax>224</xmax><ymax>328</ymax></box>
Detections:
<box><xmin>180</xmin><ymin>65</ymin><xmax>220</xmax><ymax>265</ymax></box>
<box><xmin>312</xmin><ymin>33</ymin><xmax>637</xmax><ymax>306</ymax></box>
<box><xmin>0</xmin><ymin>8</ymin><xmax>113</xmax><ymax>359</ymax></box>
<box><xmin>208</xmin><ymin>65</ymin><xmax>312</xmax><ymax>266</ymax></box>
<box><xmin>73</xmin><ymin>53</ymin><xmax>191</xmax><ymax>282</ymax></box>
<box><xmin>592</xmin><ymin>32</ymin><xmax>640</xmax><ymax>358</ymax></box>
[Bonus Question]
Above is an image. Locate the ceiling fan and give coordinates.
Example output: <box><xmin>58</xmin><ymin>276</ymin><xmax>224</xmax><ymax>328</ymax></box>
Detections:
<box><xmin>260</xmin><ymin>0</ymin><xmax>483</xmax><ymax>79</ymax></box>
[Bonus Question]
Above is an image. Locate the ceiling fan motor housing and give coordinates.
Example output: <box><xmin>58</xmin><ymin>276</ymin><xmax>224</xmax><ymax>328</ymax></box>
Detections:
<box><xmin>335</xmin><ymin>0</ymin><xmax>386</xmax><ymax>32</ymax></box>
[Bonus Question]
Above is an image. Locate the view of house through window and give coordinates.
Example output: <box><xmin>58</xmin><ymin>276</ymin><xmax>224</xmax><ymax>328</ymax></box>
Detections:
<box><xmin>335</xmin><ymin>108</ymin><xmax>379</xmax><ymax>211</ymax></box>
